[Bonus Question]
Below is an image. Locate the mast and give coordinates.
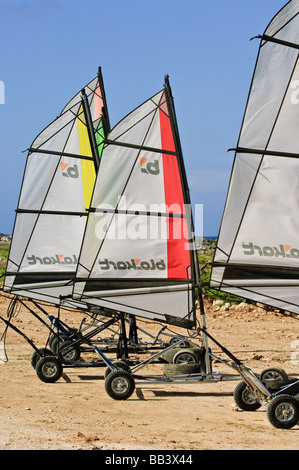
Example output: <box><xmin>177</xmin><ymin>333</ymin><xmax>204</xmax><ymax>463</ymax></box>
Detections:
<box><xmin>81</xmin><ymin>88</ymin><xmax>100</xmax><ymax>172</ymax></box>
<box><xmin>164</xmin><ymin>75</ymin><xmax>211</xmax><ymax>372</ymax></box>
<box><xmin>98</xmin><ymin>66</ymin><xmax>111</xmax><ymax>135</ymax></box>
<box><xmin>164</xmin><ymin>75</ymin><xmax>200</xmax><ymax>288</ymax></box>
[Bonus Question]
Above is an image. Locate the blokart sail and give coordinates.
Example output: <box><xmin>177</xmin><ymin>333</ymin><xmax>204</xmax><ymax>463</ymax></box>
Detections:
<box><xmin>73</xmin><ymin>76</ymin><xmax>200</xmax><ymax>329</ymax></box>
<box><xmin>210</xmin><ymin>0</ymin><xmax>299</xmax><ymax>314</ymax></box>
<box><xmin>3</xmin><ymin>68</ymin><xmax>110</xmax><ymax>309</ymax></box>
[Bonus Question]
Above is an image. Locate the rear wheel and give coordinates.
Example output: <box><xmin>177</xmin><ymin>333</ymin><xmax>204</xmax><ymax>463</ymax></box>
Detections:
<box><xmin>267</xmin><ymin>394</ymin><xmax>299</xmax><ymax>429</ymax></box>
<box><xmin>105</xmin><ymin>370</ymin><xmax>135</xmax><ymax>400</ymax></box>
<box><xmin>260</xmin><ymin>367</ymin><xmax>289</xmax><ymax>390</ymax></box>
<box><xmin>35</xmin><ymin>356</ymin><xmax>63</xmax><ymax>383</ymax></box>
<box><xmin>233</xmin><ymin>381</ymin><xmax>262</xmax><ymax>411</ymax></box>
<box><xmin>57</xmin><ymin>340</ymin><xmax>80</xmax><ymax>362</ymax></box>
<box><xmin>31</xmin><ymin>348</ymin><xmax>54</xmax><ymax>369</ymax></box>
<box><xmin>50</xmin><ymin>334</ymin><xmax>69</xmax><ymax>353</ymax></box>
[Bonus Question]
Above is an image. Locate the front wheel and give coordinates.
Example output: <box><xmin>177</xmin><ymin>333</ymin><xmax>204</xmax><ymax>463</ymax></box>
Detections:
<box><xmin>35</xmin><ymin>356</ymin><xmax>63</xmax><ymax>383</ymax></box>
<box><xmin>105</xmin><ymin>370</ymin><xmax>135</xmax><ymax>400</ymax></box>
<box><xmin>267</xmin><ymin>394</ymin><xmax>299</xmax><ymax>429</ymax></box>
<box><xmin>104</xmin><ymin>360</ymin><xmax>130</xmax><ymax>379</ymax></box>
<box><xmin>233</xmin><ymin>381</ymin><xmax>262</xmax><ymax>411</ymax></box>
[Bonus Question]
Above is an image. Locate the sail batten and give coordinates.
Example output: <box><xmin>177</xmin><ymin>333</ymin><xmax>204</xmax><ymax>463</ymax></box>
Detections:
<box><xmin>210</xmin><ymin>0</ymin><xmax>299</xmax><ymax>316</ymax></box>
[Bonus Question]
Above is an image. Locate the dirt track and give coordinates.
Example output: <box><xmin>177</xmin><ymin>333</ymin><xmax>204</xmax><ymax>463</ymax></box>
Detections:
<box><xmin>0</xmin><ymin>293</ymin><xmax>298</xmax><ymax>451</ymax></box>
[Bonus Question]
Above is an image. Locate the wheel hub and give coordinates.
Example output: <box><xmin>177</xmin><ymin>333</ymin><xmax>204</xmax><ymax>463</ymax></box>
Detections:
<box><xmin>42</xmin><ymin>362</ymin><xmax>57</xmax><ymax>378</ymax></box>
<box><xmin>276</xmin><ymin>403</ymin><xmax>295</xmax><ymax>422</ymax></box>
<box><xmin>112</xmin><ymin>377</ymin><xmax>129</xmax><ymax>393</ymax></box>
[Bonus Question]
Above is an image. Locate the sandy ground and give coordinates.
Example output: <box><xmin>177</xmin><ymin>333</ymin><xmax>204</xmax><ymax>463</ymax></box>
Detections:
<box><xmin>0</xmin><ymin>292</ymin><xmax>298</xmax><ymax>451</ymax></box>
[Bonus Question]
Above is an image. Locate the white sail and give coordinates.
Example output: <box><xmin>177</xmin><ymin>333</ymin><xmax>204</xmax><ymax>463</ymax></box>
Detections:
<box><xmin>73</xmin><ymin>77</ymin><xmax>198</xmax><ymax>328</ymax></box>
<box><xmin>210</xmin><ymin>0</ymin><xmax>299</xmax><ymax>314</ymax></box>
<box><xmin>3</xmin><ymin>70</ymin><xmax>109</xmax><ymax>309</ymax></box>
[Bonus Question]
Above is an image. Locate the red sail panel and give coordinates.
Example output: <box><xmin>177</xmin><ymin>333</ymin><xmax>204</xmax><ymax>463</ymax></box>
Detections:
<box><xmin>94</xmin><ymin>81</ymin><xmax>104</xmax><ymax>119</ymax></box>
<box><xmin>159</xmin><ymin>106</ymin><xmax>190</xmax><ymax>279</ymax></box>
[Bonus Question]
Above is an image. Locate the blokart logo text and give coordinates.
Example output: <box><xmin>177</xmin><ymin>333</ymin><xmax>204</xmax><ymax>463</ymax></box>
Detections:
<box><xmin>242</xmin><ymin>243</ymin><xmax>299</xmax><ymax>259</ymax></box>
<box><xmin>61</xmin><ymin>162</ymin><xmax>79</xmax><ymax>178</ymax></box>
<box><xmin>99</xmin><ymin>258</ymin><xmax>166</xmax><ymax>271</ymax></box>
<box><xmin>27</xmin><ymin>254</ymin><xmax>78</xmax><ymax>265</ymax></box>
<box><xmin>139</xmin><ymin>157</ymin><xmax>160</xmax><ymax>175</ymax></box>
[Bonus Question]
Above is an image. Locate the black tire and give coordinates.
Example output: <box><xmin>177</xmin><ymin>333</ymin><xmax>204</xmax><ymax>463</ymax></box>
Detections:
<box><xmin>104</xmin><ymin>360</ymin><xmax>130</xmax><ymax>379</ymax></box>
<box><xmin>105</xmin><ymin>370</ymin><xmax>135</xmax><ymax>400</ymax></box>
<box><xmin>161</xmin><ymin>345</ymin><xmax>197</xmax><ymax>363</ymax></box>
<box><xmin>233</xmin><ymin>381</ymin><xmax>262</xmax><ymax>411</ymax></box>
<box><xmin>57</xmin><ymin>340</ymin><xmax>80</xmax><ymax>362</ymax></box>
<box><xmin>169</xmin><ymin>336</ymin><xmax>191</xmax><ymax>348</ymax></box>
<box><xmin>260</xmin><ymin>367</ymin><xmax>289</xmax><ymax>390</ymax></box>
<box><xmin>31</xmin><ymin>348</ymin><xmax>54</xmax><ymax>369</ymax></box>
<box><xmin>267</xmin><ymin>394</ymin><xmax>299</xmax><ymax>429</ymax></box>
<box><xmin>35</xmin><ymin>356</ymin><xmax>63</xmax><ymax>383</ymax></box>
<box><xmin>163</xmin><ymin>362</ymin><xmax>202</xmax><ymax>378</ymax></box>
<box><xmin>173</xmin><ymin>348</ymin><xmax>201</xmax><ymax>365</ymax></box>
<box><xmin>50</xmin><ymin>334</ymin><xmax>70</xmax><ymax>353</ymax></box>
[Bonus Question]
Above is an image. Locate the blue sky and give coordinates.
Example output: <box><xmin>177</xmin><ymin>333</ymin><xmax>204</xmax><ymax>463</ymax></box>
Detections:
<box><xmin>0</xmin><ymin>0</ymin><xmax>287</xmax><ymax>236</ymax></box>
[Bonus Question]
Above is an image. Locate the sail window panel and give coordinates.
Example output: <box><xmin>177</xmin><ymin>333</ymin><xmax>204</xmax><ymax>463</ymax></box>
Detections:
<box><xmin>18</xmin><ymin>153</ymin><xmax>61</xmax><ymax>210</ymax></box>
<box><xmin>63</xmin><ymin>118</ymin><xmax>80</xmax><ymax>154</ymax></box>
<box><xmin>239</xmin><ymin>43</ymin><xmax>297</xmax><ymax>151</ymax></box>
<box><xmin>43</xmin><ymin>157</ymin><xmax>86</xmax><ymax>212</ymax></box>
<box><xmin>114</xmin><ymin>111</ymin><xmax>158</xmax><ymax>148</ymax></box>
<box><xmin>142</xmin><ymin>107</ymin><xmax>162</xmax><ymax>148</ymax></box>
<box><xmin>73</xmin><ymin>281</ymin><xmax>86</xmax><ymax>299</ymax></box>
<box><xmin>108</xmin><ymin>92</ymin><xmax>163</xmax><ymax>143</ymax></box>
<box><xmin>266</xmin><ymin>3</ymin><xmax>299</xmax><ymax>41</ymax></box>
<box><xmin>4</xmin><ymin>213</ymin><xmax>39</xmax><ymax>278</ymax></box>
<box><xmin>2</xmin><ymin>271</ymin><xmax>15</xmax><ymax>291</ymax></box>
<box><xmin>61</xmin><ymin>76</ymin><xmax>98</xmax><ymax>115</ymax></box>
<box><xmin>20</xmin><ymin>214</ymin><xmax>85</xmax><ymax>273</ymax></box>
<box><xmin>151</xmin><ymin>90</ymin><xmax>165</xmax><ymax>108</ymax></box>
<box><xmin>229</xmin><ymin>155</ymin><xmax>299</xmax><ymax>266</ymax></box>
<box><xmin>210</xmin><ymin>266</ymin><xmax>225</xmax><ymax>288</ymax></box>
<box><xmin>213</xmin><ymin>248</ymin><xmax>229</xmax><ymax>264</ymax></box>
<box><xmin>268</xmin><ymin>58</ymin><xmax>299</xmax><ymax>154</ymax></box>
<box><xmin>117</xmin><ymin>151</ymin><xmax>166</xmax><ymax>211</ymax></box>
<box><xmin>32</xmin><ymin>112</ymin><xmax>76</xmax><ymax>151</ymax></box>
<box><xmin>75</xmin><ymin>211</ymin><xmax>115</xmax><ymax>279</ymax></box>
<box><xmin>216</xmin><ymin>153</ymin><xmax>262</xmax><ymax>258</ymax></box>
<box><xmin>91</xmin><ymin>145</ymin><xmax>140</xmax><ymax>209</ymax></box>
<box><xmin>88</xmin><ymin>80</ymin><xmax>104</xmax><ymax>123</ymax></box>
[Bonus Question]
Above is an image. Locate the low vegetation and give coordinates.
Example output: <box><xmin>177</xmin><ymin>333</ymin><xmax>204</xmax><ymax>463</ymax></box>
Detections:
<box><xmin>0</xmin><ymin>244</ymin><xmax>9</xmax><ymax>278</ymax></box>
